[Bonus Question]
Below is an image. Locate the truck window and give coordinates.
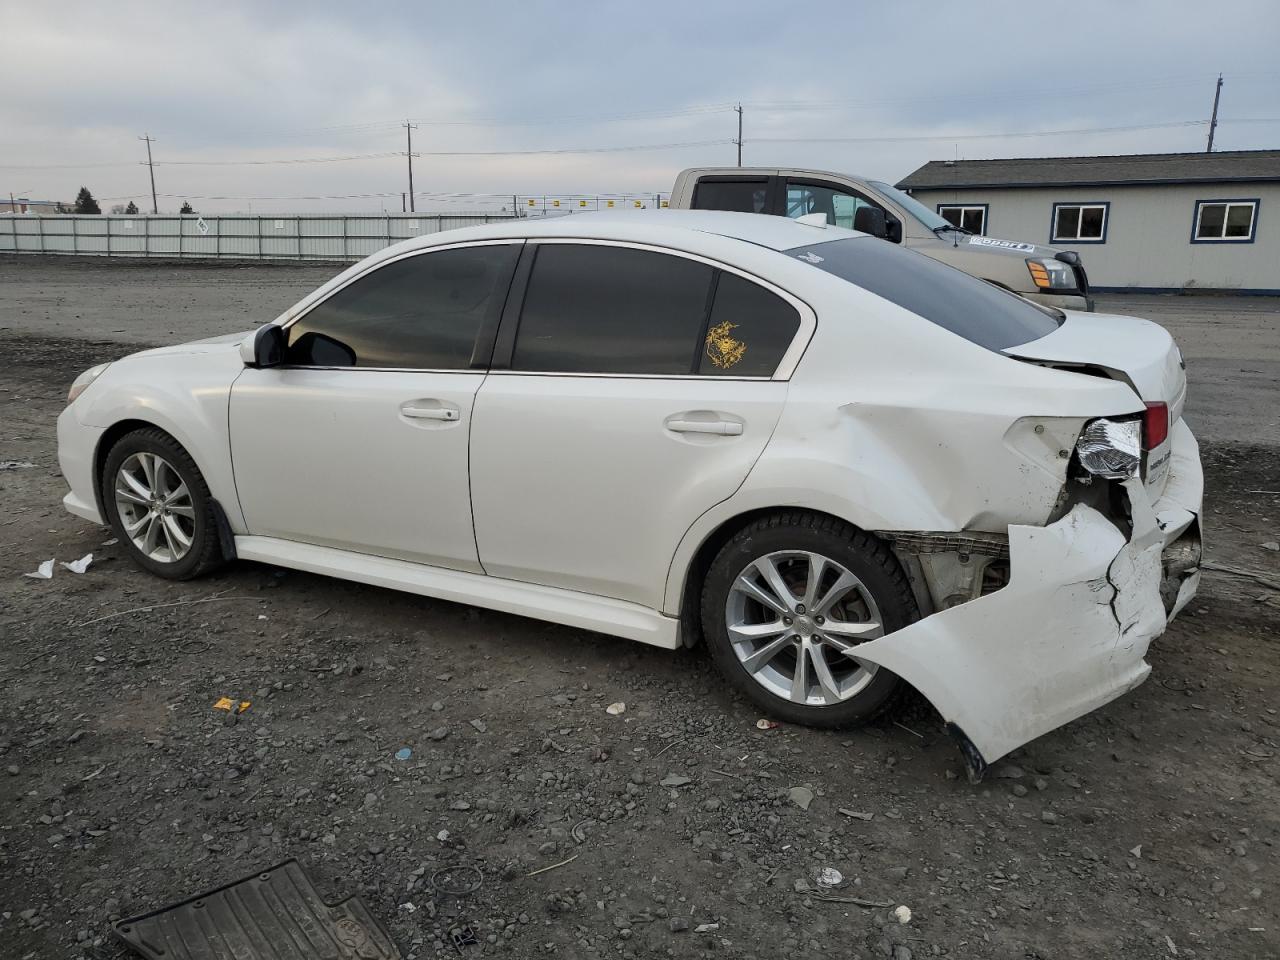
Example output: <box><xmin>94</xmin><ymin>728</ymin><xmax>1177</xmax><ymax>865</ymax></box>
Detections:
<box><xmin>785</xmin><ymin>182</ymin><xmax>879</xmax><ymax>230</ymax></box>
<box><xmin>691</xmin><ymin>179</ymin><xmax>769</xmax><ymax>214</ymax></box>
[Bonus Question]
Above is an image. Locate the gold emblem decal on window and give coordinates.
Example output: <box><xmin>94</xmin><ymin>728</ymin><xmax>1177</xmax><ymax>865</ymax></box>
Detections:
<box><xmin>705</xmin><ymin>321</ymin><xmax>747</xmax><ymax>369</ymax></box>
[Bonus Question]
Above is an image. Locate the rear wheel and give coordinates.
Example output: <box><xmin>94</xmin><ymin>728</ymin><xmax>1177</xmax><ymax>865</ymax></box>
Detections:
<box><xmin>102</xmin><ymin>428</ymin><xmax>225</xmax><ymax>580</ymax></box>
<box><xmin>700</xmin><ymin>512</ymin><xmax>916</xmax><ymax>727</ymax></box>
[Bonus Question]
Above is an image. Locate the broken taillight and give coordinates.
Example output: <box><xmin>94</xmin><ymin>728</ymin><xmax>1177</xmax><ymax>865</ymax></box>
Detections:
<box><xmin>1143</xmin><ymin>402</ymin><xmax>1169</xmax><ymax>449</ymax></box>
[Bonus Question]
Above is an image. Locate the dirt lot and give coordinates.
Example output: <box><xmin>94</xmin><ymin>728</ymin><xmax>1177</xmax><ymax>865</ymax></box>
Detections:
<box><xmin>1</xmin><ymin>255</ymin><xmax>1278</xmax><ymax>960</ymax></box>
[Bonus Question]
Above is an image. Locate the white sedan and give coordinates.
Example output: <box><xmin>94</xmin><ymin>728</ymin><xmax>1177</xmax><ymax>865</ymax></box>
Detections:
<box><xmin>57</xmin><ymin>211</ymin><xmax>1203</xmax><ymax>779</ymax></box>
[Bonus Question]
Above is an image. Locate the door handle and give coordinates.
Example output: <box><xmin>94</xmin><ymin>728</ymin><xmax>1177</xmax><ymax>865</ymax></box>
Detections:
<box><xmin>400</xmin><ymin>400</ymin><xmax>460</xmax><ymax>421</ymax></box>
<box><xmin>666</xmin><ymin>418</ymin><xmax>743</xmax><ymax>436</ymax></box>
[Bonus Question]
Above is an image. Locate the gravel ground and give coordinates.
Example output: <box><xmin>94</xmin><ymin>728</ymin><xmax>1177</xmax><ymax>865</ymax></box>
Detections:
<box><xmin>1</xmin><ymin>256</ymin><xmax>1278</xmax><ymax>960</ymax></box>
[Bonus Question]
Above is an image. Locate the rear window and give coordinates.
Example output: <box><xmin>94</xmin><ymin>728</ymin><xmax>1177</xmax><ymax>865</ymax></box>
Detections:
<box><xmin>692</xmin><ymin>179</ymin><xmax>769</xmax><ymax>214</ymax></box>
<box><xmin>786</xmin><ymin>237</ymin><xmax>1060</xmax><ymax>350</ymax></box>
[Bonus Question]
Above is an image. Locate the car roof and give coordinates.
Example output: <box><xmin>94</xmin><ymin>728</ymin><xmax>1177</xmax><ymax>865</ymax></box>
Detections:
<box><xmin>399</xmin><ymin>209</ymin><xmax>864</xmax><ymax>254</ymax></box>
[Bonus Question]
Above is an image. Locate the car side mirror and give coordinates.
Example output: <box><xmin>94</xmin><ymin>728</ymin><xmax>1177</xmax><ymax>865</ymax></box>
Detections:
<box><xmin>241</xmin><ymin>324</ymin><xmax>284</xmax><ymax>368</ymax></box>
<box><xmin>885</xmin><ymin>214</ymin><xmax>903</xmax><ymax>244</ymax></box>
<box><xmin>853</xmin><ymin>206</ymin><xmax>888</xmax><ymax>239</ymax></box>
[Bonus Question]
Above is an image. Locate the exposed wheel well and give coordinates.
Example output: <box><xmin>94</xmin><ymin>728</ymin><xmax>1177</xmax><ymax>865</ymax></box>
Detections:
<box><xmin>93</xmin><ymin>419</ymin><xmax>238</xmax><ymax>562</ymax></box>
<box><xmin>92</xmin><ymin>419</ymin><xmax>168</xmax><ymax>518</ymax></box>
<box><xmin>677</xmin><ymin>506</ymin><xmax>889</xmax><ymax>647</ymax></box>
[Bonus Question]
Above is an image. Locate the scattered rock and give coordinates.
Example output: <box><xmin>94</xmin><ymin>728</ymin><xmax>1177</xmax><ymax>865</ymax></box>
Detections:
<box><xmin>668</xmin><ymin>917</ymin><xmax>690</xmax><ymax>933</ymax></box>
<box><xmin>660</xmin><ymin>774</ymin><xmax>691</xmax><ymax>788</ymax></box>
<box><xmin>788</xmin><ymin>786</ymin><xmax>815</xmax><ymax>810</ymax></box>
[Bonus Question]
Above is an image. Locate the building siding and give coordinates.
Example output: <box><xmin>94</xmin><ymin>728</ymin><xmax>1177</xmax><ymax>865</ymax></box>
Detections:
<box><xmin>909</xmin><ymin>182</ymin><xmax>1280</xmax><ymax>291</ymax></box>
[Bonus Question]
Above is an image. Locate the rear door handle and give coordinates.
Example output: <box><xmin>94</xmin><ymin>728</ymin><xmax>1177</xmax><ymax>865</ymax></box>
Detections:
<box><xmin>400</xmin><ymin>400</ymin><xmax>460</xmax><ymax>421</ymax></box>
<box><xmin>666</xmin><ymin>418</ymin><xmax>743</xmax><ymax>436</ymax></box>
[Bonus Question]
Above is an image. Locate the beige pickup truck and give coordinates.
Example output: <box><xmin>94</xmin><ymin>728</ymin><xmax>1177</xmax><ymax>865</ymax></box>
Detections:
<box><xmin>670</xmin><ymin>167</ymin><xmax>1093</xmax><ymax>311</ymax></box>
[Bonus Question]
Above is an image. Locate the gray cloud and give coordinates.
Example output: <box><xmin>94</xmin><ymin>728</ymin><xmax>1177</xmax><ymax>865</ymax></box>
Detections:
<box><xmin>2</xmin><ymin>0</ymin><xmax>1277</xmax><ymax>212</ymax></box>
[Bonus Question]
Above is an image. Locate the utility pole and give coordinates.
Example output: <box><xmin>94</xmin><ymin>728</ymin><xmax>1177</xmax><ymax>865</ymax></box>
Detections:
<box><xmin>403</xmin><ymin>122</ymin><xmax>418</xmax><ymax>213</ymax></box>
<box><xmin>1206</xmin><ymin>74</ymin><xmax>1223</xmax><ymax>152</ymax></box>
<box><xmin>138</xmin><ymin>134</ymin><xmax>158</xmax><ymax>214</ymax></box>
<box><xmin>734</xmin><ymin>103</ymin><xmax>743</xmax><ymax>167</ymax></box>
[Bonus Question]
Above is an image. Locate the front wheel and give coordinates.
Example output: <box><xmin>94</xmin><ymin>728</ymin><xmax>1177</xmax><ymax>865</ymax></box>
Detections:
<box><xmin>102</xmin><ymin>428</ymin><xmax>225</xmax><ymax>580</ymax></box>
<box><xmin>700</xmin><ymin>512</ymin><xmax>917</xmax><ymax>728</ymax></box>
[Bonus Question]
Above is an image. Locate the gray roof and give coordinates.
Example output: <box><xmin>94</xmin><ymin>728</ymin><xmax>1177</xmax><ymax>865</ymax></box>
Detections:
<box><xmin>897</xmin><ymin>149</ymin><xmax>1280</xmax><ymax>190</ymax></box>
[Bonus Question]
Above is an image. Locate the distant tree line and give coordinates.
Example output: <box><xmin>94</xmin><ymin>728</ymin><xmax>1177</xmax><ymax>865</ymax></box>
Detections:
<box><xmin>61</xmin><ymin>188</ymin><xmax>194</xmax><ymax>215</ymax></box>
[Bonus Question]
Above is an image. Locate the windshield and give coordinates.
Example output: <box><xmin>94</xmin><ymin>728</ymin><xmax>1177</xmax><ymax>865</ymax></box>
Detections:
<box><xmin>786</xmin><ymin>236</ymin><xmax>1061</xmax><ymax>351</ymax></box>
<box><xmin>867</xmin><ymin>180</ymin><xmax>953</xmax><ymax>231</ymax></box>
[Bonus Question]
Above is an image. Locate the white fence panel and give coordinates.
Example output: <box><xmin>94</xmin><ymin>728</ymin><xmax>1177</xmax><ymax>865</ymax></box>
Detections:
<box><xmin>0</xmin><ymin>212</ymin><xmax>519</xmax><ymax>262</ymax></box>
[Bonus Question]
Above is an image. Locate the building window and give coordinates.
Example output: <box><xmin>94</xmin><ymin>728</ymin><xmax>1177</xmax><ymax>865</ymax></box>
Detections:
<box><xmin>937</xmin><ymin>204</ymin><xmax>988</xmax><ymax>235</ymax></box>
<box><xmin>1051</xmin><ymin>202</ymin><xmax>1109</xmax><ymax>243</ymax></box>
<box><xmin>1192</xmin><ymin>199</ymin><xmax>1258</xmax><ymax>242</ymax></box>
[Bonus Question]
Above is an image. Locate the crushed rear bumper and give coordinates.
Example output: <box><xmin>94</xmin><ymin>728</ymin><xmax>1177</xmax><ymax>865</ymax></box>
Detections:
<box><xmin>851</xmin><ymin>420</ymin><xmax>1202</xmax><ymax>779</ymax></box>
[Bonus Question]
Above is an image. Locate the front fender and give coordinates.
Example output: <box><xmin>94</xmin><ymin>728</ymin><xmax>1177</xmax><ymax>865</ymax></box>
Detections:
<box><xmin>73</xmin><ymin>352</ymin><xmax>246</xmax><ymax>532</ymax></box>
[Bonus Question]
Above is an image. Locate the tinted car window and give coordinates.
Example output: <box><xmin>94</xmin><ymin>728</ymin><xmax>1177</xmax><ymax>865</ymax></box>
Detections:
<box><xmin>512</xmin><ymin>244</ymin><xmax>713</xmax><ymax>374</ymax></box>
<box><xmin>692</xmin><ymin>179</ymin><xmax>769</xmax><ymax>214</ymax></box>
<box><xmin>285</xmin><ymin>244</ymin><xmax>519</xmax><ymax>368</ymax></box>
<box><xmin>787</xmin><ymin>237</ymin><xmax>1060</xmax><ymax>351</ymax></box>
<box><xmin>699</xmin><ymin>273</ymin><xmax>801</xmax><ymax>376</ymax></box>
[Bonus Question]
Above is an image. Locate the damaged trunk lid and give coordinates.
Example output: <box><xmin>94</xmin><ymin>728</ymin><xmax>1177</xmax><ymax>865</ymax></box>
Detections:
<box><xmin>1003</xmin><ymin>311</ymin><xmax>1187</xmax><ymax>494</ymax></box>
<box><xmin>1002</xmin><ymin>311</ymin><xmax>1186</xmax><ymax>421</ymax></box>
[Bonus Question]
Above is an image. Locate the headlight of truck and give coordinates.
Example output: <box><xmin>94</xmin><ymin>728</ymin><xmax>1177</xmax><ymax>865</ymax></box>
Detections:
<box><xmin>67</xmin><ymin>362</ymin><xmax>110</xmax><ymax>405</ymax></box>
<box><xmin>1026</xmin><ymin>258</ymin><xmax>1077</xmax><ymax>291</ymax></box>
<box><xmin>1076</xmin><ymin>417</ymin><xmax>1141</xmax><ymax>480</ymax></box>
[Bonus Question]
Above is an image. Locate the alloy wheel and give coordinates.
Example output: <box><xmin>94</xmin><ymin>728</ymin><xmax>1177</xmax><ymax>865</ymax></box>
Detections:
<box><xmin>114</xmin><ymin>452</ymin><xmax>196</xmax><ymax>563</ymax></box>
<box><xmin>725</xmin><ymin>550</ymin><xmax>883</xmax><ymax>706</ymax></box>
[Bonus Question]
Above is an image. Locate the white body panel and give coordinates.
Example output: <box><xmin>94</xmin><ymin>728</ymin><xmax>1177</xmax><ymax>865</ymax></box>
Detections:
<box><xmin>229</xmin><ymin>367</ymin><xmax>483</xmax><ymax>571</ymax></box>
<box><xmin>470</xmin><ymin>373</ymin><xmax>787</xmax><ymax>608</ymax></box>
<box><xmin>54</xmin><ymin>210</ymin><xmax>1203</xmax><ymax>777</ymax></box>
<box><xmin>235</xmin><ymin>536</ymin><xmax>679</xmax><ymax>649</ymax></box>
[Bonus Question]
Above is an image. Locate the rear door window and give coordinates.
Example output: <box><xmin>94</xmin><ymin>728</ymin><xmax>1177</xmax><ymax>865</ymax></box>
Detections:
<box><xmin>510</xmin><ymin>244</ymin><xmax>803</xmax><ymax>377</ymax></box>
<box><xmin>512</xmin><ymin>244</ymin><xmax>713</xmax><ymax>374</ymax></box>
<box><xmin>691</xmin><ymin>179</ymin><xmax>771</xmax><ymax>214</ymax></box>
<box><xmin>285</xmin><ymin>244</ymin><xmax>519</xmax><ymax>368</ymax></box>
<box><xmin>787</xmin><ymin>237</ymin><xmax>1060</xmax><ymax>351</ymax></box>
<box><xmin>698</xmin><ymin>273</ymin><xmax>801</xmax><ymax>377</ymax></box>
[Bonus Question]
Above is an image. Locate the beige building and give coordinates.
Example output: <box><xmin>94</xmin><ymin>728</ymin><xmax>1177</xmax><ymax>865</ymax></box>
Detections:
<box><xmin>898</xmin><ymin>150</ymin><xmax>1280</xmax><ymax>294</ymax></box>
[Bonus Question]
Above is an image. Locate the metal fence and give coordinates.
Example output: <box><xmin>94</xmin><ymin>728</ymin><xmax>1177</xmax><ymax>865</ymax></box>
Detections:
<box><xmin>0</xmin><ymin>212</ymin><xmax>521</xmax><ymax>262</ymax></box>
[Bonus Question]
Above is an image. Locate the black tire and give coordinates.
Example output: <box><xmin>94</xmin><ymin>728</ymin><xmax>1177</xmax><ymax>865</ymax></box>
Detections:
<box><xmin>101</xmin><ymin>427</ymin><xmax>225</xmax><ymax>581</ymax></box>
<box><xmin>700</xmin><ymin>511</ymin><xmax>917</xmax><ymax>728</ymax></box>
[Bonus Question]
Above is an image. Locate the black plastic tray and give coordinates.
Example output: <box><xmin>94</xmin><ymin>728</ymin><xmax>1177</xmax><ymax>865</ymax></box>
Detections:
<box><xmin>112</xmin><ymin>858</ymin><xmax>400</xmax><ymax>959</ymax></box>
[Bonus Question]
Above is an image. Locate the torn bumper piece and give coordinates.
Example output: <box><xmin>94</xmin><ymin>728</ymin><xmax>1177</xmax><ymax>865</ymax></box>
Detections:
<box><xmin>852</xmin><ymin>424</ymin><xmax>1202</xmax><ymax>780</ymax></box>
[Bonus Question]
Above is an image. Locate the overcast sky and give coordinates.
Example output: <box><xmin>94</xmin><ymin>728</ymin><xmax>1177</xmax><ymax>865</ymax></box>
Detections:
<box><xmin>3</xmin><ymin>0</ymin><xmax>1279</xmax><ymax>213</ymax></box>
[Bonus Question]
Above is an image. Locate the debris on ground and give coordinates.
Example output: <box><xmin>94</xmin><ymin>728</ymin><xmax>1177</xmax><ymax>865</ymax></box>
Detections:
<box><xmin>60</xmin><ymin>553</ymin><xmax>93</xmax><ymax>574</ymax></box>
<box><xmin>112</xmin><ymin>859</ymin><xmax>400</xmax><ymax>959</ymax></box>
<box><xmin>815</xmin><ymin>867</ymin><xmax>843</xmax><ymax>889</ymax></box>
<box><xmin>894</xmin><ymin>905</ymin><xmax>913</xmax><ymax>924</ymax></box>
<box><xmin>23</xmin><ymin>559</ymin><xmax>54</xmax><ymax>580</ymax></box>
<box><xmin>755</xmin><ymin>718</ymin><xmax>779</xmax><ymax>730</ymax></box>
<box><xmin>838</xmin><ymin>808</ymin><xmax>874</xmax><ymax>820</ymax></box>
<box><xmin>394</xmin><ymin>747</ymin><xmax>412</xmax><ymax>761</ymax></box>
<box><xmin>659</xmin><ymin>773</ymin><xmax>691</xmax><ymax>788</ymax></box>
<box><xmin>606</xmin><ymin>702</ymin><xmax>626</xmax><ymax>715</ymax></box>
<box><xmin>212</xmin><ymin>698</ymin><xmax>250</xmax><ymax>713</ymax></box>
<box><xmin>788</xmin><ymin>786</ymin><xmax>815</xmax><ymax>810</ymax></box>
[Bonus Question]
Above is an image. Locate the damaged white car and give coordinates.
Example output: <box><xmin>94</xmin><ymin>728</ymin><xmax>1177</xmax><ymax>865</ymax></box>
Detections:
<box><xmin>56</xmin><ymin>211</ymin><xmax>1202</xmax><ymax>778</ymax></box>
